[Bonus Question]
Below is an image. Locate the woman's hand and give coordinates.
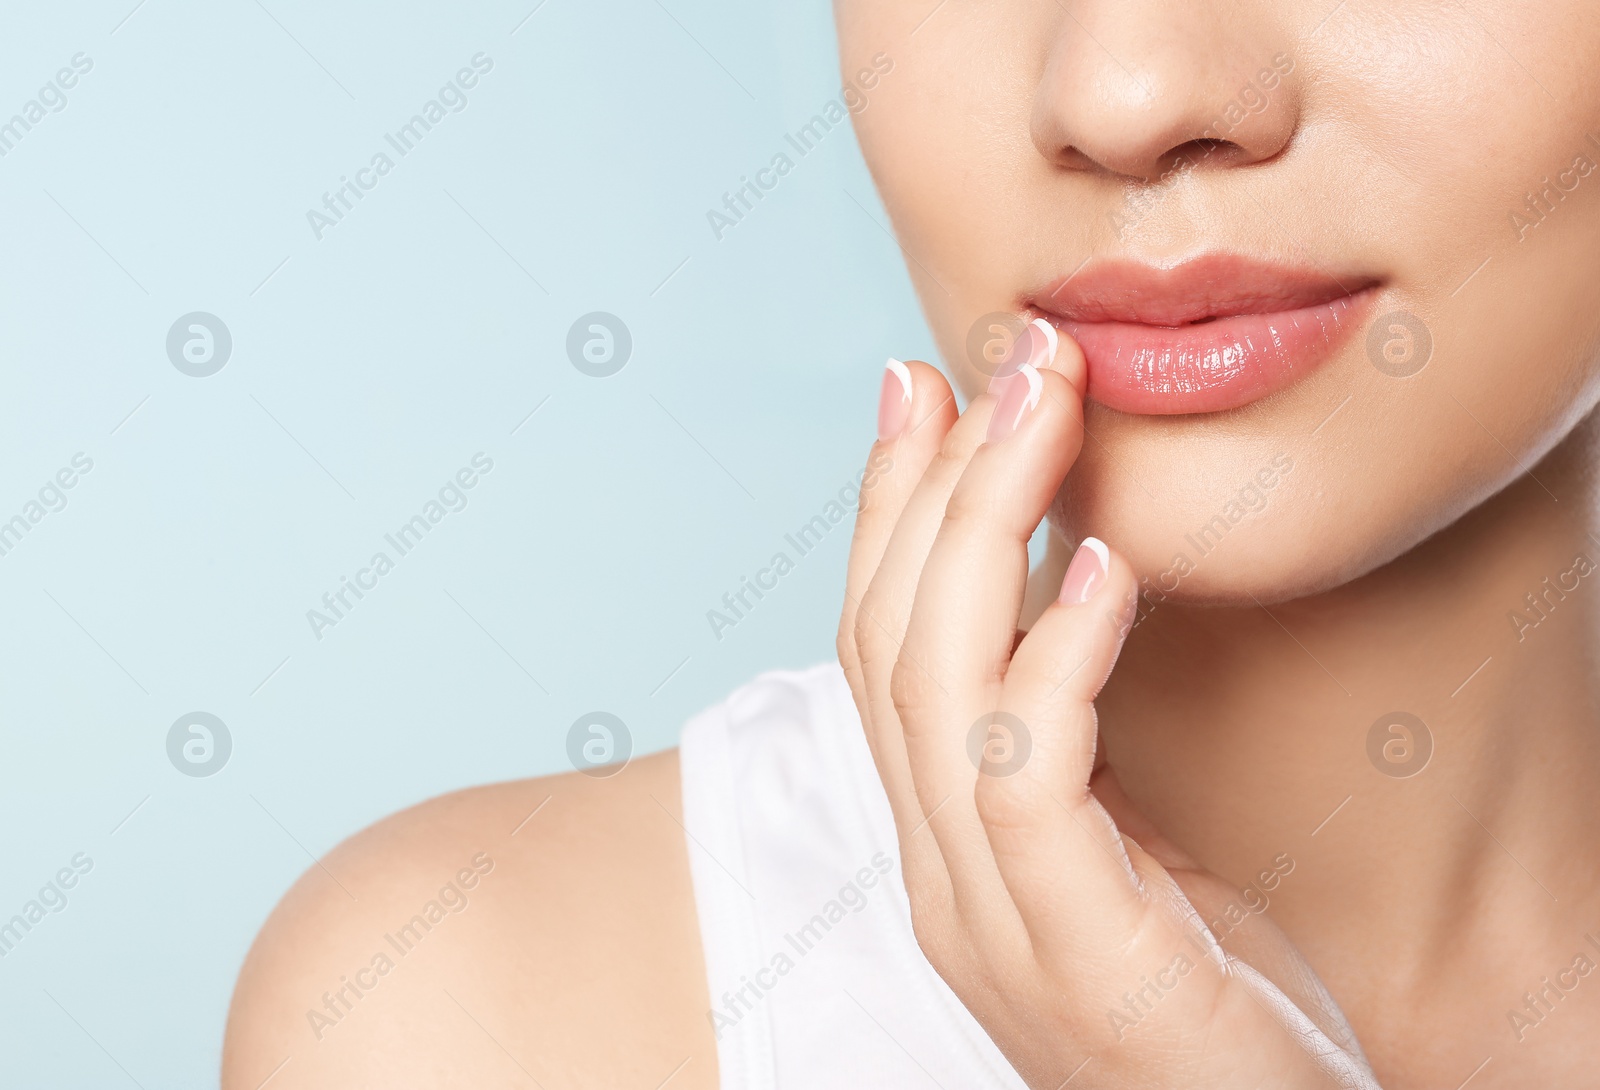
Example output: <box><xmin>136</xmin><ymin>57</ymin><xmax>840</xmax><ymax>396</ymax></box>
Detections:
<box><xmin>836</xmin><ymin>333</ymin><xmax>1379</xmax><ymax>1089</ymax></box>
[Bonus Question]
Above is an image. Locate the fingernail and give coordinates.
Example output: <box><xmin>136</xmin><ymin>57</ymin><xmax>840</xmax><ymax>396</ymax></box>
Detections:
<box><xmin>986</xmin><ymin>362</ymin><xmax>1042</xmax><ymax>444</ymax></box>
<box><xmin>987</xmin><ymin>318</ymin><xmax>1058</xmax><ymax>393</ymax></box>
<box><xmin>878</xmin><ymin>358</ymin><xmax>912</xmax><ymax>441</ymax></box>
<box><xmin>1029</xmin><ymin>318</ymin><xmax>1059</xmax><ymax>368</ymax></box>
<box><xmin>1058</xmin><ymin>536</ymin><xmax>1109</xmax><ymax>605</ymax></box>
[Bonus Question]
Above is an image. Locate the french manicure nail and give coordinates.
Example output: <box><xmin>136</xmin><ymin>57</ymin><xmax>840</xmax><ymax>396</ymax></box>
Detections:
<box><xmin>987</xmin><ymin>318</ymin><xmax>1058</xmax><ymax>393</ymax></box>
<box><xmin>1058</xmin><ymin>536</ymin><xmax>1110</xmax><ymax>605</ymax></box>
<box><xmin>1028</xmin><ymin>317</ymin><xmax>1058</xmax><ymax>369</ymax></box>
<box><xmin>986</xmin><ymin>362</ymin><xmax>1042</xmax><ymax>444</ymax></box>
<box><xmin>878</xmin><ymin>357</ymin><xmax>912</xmax><ymax>441</ymax></box>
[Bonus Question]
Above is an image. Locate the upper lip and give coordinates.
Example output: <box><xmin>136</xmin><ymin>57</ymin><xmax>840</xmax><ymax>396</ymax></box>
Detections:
<box><xmin>1030</xmin><ymin>255</ymin><xmax>1380</xmax><ymax>327</ymax></box>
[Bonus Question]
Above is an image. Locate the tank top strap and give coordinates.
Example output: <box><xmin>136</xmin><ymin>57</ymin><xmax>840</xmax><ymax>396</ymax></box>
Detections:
<box><xmin>678</xmin><ymin>662</ymin><xmax>1029</xmax><ymax>1089</ymax></box>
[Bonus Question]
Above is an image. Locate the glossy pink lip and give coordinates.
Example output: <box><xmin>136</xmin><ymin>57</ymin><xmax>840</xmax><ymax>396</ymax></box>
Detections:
<box><xmin>1029</xmin><ymin>256</ymin><xmax>1380</xmax><ymax>415</ymax></box>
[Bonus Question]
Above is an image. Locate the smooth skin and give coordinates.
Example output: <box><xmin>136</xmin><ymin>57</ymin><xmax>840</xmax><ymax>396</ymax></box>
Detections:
<box><xmin>227</xmin><ymin>1</ymin><xmax>1600</xmax><ymax>1086</ymax></box>
<box><xmin>222</xmin><ymin>751</ymin><xmax>719</xmax><ymax>1090</ymax></box>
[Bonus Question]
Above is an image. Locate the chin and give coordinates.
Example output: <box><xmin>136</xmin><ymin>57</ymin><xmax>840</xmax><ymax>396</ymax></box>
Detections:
<box><xmin>1049</xmin><ymin>425</ymin><xmax>1457</xmax><ymax>611</ymax></box>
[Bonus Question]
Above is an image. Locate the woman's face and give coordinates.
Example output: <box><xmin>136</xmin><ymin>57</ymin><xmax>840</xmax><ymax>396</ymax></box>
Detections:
<box><xmin>838</xmin><ymin>1</ymin><xmax>1600</xmax><ymax>603</ymax></box>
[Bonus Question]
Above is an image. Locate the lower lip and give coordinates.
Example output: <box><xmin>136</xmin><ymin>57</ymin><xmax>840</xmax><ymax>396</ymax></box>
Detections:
<box><xmin>1046</xmin><ymin>290</ymin><xmax>1376</xmax><ymax>415</ymax></box>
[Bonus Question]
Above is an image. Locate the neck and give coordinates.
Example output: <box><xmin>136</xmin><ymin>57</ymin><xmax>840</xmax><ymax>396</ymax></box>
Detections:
<box><xmin>1040</xmin><ymin>418</ymin><xmax>1600</xmax><ymax>1062</ymax></box>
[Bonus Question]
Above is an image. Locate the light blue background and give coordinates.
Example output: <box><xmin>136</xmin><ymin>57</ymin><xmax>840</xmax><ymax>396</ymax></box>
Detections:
<box><xmin>0</xmin><ymin>1</ymin><xmax>943</xmax><ymax>1084</ymax></box>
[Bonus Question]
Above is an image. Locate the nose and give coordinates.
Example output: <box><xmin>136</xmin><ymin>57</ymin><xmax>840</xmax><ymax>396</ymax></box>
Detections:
<box><xmin>1029</xmin><ymin>6</ymin><xmax>1301</xmax><ymax>180</ymax></box>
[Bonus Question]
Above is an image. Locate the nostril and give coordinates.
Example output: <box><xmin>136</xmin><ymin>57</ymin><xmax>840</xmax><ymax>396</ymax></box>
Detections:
<box><xmin>1164</xmin><ymin>138</ymin><xmax>1241</xmax><ymax>172</ymax></box>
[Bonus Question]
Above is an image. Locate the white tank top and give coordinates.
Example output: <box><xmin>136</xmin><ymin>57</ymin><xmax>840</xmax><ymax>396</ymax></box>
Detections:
<box><xmin>679</xmin><ymin>663</ymin><xmax>1029</xmax><ymax>1089</ymax></box>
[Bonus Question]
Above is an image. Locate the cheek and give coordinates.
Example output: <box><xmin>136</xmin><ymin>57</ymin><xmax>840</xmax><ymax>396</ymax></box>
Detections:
<box><xmin>850</xmin><ymin>16</ymin><xmax>1048</xmax><ymax>391</ymax></box>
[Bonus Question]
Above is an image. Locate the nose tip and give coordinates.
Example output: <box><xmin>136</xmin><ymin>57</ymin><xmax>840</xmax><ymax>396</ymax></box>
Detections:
<box><xmin>1029</xmin><ymin>14</ymin><xmax>1300</xmax><ymax>182</ymax></box>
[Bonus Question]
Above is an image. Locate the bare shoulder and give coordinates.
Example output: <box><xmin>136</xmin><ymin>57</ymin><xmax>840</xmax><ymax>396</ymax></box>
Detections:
<box><xmin>222</xmin><ymin>749</ymin><xmax>717</xmax><ymax>1089</ymax></box>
